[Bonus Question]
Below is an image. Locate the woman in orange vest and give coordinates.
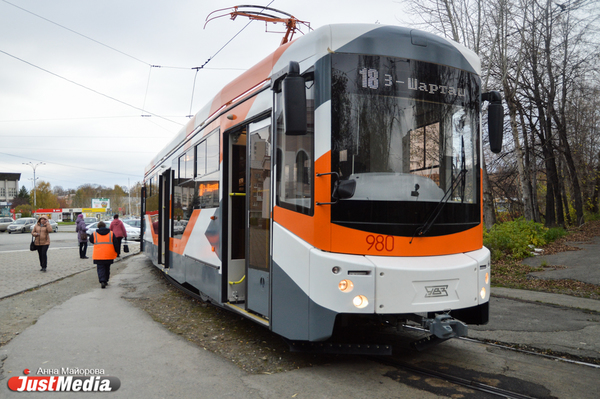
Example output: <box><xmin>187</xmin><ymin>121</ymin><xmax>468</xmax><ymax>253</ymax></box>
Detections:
<box><xmin>89</xmin><ymin>221</ymin><xmax>118</xmax><ymax>288</ymax></box>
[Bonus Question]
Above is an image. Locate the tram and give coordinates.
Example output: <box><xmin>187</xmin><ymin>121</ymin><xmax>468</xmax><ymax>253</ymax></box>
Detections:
<box><xmin>141</xmin><ymin>23</ymin><xmax>504</xmax><ymax>352</ymax></box>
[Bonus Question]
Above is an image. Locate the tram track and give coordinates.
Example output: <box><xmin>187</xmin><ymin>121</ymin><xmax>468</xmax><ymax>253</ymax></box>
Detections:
<box><xmin>367</xmin><ymin>325</ymin><xmax>599</xmax><ymax>398</ymax></box>
<box><xmin>402</xmin><ymin>324</ymin><xmax>600</xmax><ymax>369</ymax></box>
<box><xmin>371</xmin><ymin>356</ymin><xmax>542</xmax><ymax>399</ymax></box>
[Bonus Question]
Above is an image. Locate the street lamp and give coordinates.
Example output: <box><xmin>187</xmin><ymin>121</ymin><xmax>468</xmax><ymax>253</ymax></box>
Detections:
<box><xmin>23</xmin><ymin>162</ymin><xmax>45</xmax><ymax>208</ymax></box>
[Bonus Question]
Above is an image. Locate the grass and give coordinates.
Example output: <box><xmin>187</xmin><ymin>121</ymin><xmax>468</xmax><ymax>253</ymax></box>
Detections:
<box><xmin>490</xmin><ymin>219</ymin><xmax>600</xmax><ymax>300</ymax></box>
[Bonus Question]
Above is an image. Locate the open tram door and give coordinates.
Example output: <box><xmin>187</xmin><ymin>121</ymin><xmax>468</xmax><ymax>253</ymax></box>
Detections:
<box><xmin>158</xmin><ymin>168</ymin><xmax>171</xmax><ymax>268</ymax></box>
<box><xmin>224</xmin><ymin>118</ymin><xmax>272</xmax><ymax>321</ymax></box>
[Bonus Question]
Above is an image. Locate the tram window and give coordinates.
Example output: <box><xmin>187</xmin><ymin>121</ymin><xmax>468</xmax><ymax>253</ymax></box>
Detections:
<box><xmin>196</xmin><ymin>141</ymin><xmax>206</xmax><ymax>176</ymax></box>
<box><xmin>185</xmin><ymin>149</ymin><xmax>194</xmax><ymax>180</ymax></box>
<box><xmin>276</xmin><ymin>78</ymin><xmax>314</xmax><ymax>215</ymax></box>
<box><xmin>172</xmin><ymin>180</ymin><xmax>195</xmax><ymax>238</ymax></box>
<box><xmin>174</xmin><ymin>157</ymin><xmax>181</xmax><ymax>181</ymax></box>
<box><xmin>198</xmin><ymin>181</ymin><xmax>219</xmax><ymax>208</ymax></box>
<box><xmin>206</xmin><ymin>131</ymin><xmax>219</xmax><ymax>174</ymax></box>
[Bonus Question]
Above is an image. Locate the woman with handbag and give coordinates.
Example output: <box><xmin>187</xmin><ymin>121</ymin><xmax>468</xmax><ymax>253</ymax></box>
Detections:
<box><xmin>31</xmin><ymin>216</ymin><xmax>52</xmax><ymax>272</ymax></box>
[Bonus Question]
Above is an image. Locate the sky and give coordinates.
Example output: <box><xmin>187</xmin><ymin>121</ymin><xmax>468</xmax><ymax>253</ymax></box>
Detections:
<box><xmin>0</xmin><ymin>0</ymin><xmax>411</xmax><ymax>193</ymax></box>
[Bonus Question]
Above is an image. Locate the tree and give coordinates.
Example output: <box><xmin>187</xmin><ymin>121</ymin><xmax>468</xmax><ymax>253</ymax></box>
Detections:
<box><xmin>31</xmin><ymin>181</ymin><xmax>60</xmax><ymax>209</ymax></box>
<box><xmin>401</xmin><ymin>0</ymin><xmax>600</xmax><ymax>228</ymax></box>
<box><xmin>11</xmin><ymin>186</ymin><xmax>31</xmax><ymax>209</ymax></box>
<box><xmin>15</xmin><ymin>204</ymin><xmax>33</xmax><ymax>217</ymax></box>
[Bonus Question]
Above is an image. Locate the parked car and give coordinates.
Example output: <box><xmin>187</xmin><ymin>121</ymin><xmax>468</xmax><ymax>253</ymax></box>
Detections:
<box><xmin>28</xmin><ymin>219</ymin><xmax>58</xmax><ymax>233</ymax></box>
<box><xmin>122</xmin><ymin>219</ymin><xmax>141</xmax><ymax>228</ymax></box>
<box><xmin>86</xmin><ymin>221</ymin><xmax>140</xmax><ymax>241</ymax></box>
<box><xmin>0</xmin><ymin>217</ymin><xmax>14</xmax><ymax>232</ymax></box>
<box><xmin>7</xmin><ymin>218</ymin><xmax>37</xmax><ymax>234</ymax></box>
<box><xmin>84</xmin><ymin>217</ymin><xmax>98</xmax><ymax>226</ymax></box>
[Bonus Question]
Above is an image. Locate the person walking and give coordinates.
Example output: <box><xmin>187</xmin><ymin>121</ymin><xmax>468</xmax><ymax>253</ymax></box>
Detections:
<box><xmin>31</xmin><ymin>216</ymin><xmax>52</xmax><ymax>272</ymax></box>
<box><xmin>89</xmin><ymin>221</ymin><xmax>118</xmax><ymax>288</ymax></box>
<box><xmin>109</xmin><ymin>214</ymin><xmax>127</xmax><ymax>257</ymax></box>
<box><xmin>75</xmin><ymin>214</ymin><xmax>89</xmax><ymax>259</ymax></box>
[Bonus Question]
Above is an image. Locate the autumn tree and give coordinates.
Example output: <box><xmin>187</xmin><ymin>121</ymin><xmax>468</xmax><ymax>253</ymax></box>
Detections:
<box><xmin>30</xmin><ymin>181</ymin><xmax>60</xmax><ymax>209</ymax></box>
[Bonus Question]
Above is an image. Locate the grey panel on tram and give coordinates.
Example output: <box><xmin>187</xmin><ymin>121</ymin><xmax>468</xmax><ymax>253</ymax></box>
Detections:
<box><xmin>271</xmin><ymin>261</ymin><xmax>338</xmax><ymax>342</ymax></box>
<box><xmin>184</xmin><ymin>255</ymin><xmax>221</xmax><ymax>301</ymax></box>
<box><xmin>335</xmin><ymin>26</ymin><xmax>476</xmax><ymax>74</ymax></box>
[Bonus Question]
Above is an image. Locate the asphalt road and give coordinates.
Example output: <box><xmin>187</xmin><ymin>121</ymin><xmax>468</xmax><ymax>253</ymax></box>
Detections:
<box><xmin>0</xmin><ymin>228</ymin><xmax>79</xmax><ymax>252</ymax></box>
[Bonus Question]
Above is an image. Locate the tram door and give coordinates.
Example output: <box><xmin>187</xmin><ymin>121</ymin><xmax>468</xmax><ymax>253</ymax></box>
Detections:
<box><xmin>227</xmin><ymin>130</ymin><xmax>247</xmax><ymax>302</ymax></box>
<box><xmin>246</xmin><ymin>120</ymin><xmax>271</xmax><ymax>317</ymax></box>
<box><xmin>158</xmin><ymin>168</ymin><xmax>171</xmax><ymax>268</ymax></box>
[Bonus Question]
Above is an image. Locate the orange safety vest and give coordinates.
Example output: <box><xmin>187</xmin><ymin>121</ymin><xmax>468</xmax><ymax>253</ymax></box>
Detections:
<box><xmin>92</xmin><ymin>231</ymin><xmax>118</xmax><ymax>260</ymax></box>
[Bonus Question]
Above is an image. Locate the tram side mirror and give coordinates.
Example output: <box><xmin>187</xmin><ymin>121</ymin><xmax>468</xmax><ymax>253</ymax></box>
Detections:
<box><xmin>483</xmin><ymin>91</ymin><xmax>504</xmax><ymax>154</ymax></box>
<box><xmin>334</xmin><ymin>179</ymin><xmax>356</xmax><ymax>200</ymax></box>
<box><xmin>282</xmin><ymin>61</ymin><xmax>307</xmax><ymax>136</ymax></box>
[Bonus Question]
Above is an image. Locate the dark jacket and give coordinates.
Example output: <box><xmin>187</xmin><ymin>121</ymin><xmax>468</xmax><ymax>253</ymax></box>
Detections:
<box><xmin>75</xmin><ymin>216</ymin><xmax>88</xmax><ymax>243</ymax></box>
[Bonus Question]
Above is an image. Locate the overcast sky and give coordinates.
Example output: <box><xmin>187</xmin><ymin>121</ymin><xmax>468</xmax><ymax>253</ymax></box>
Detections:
<box><xmin>0</xmin><ymin>0</ymin><xmax>410</xmax><ymax>193</ymax></box>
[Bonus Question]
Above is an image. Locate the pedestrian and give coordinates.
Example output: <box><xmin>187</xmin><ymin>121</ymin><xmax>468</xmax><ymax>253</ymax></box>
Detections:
<box><xmin>31</xmin><ymin>216</ymin><xmax>52</xmax><ymax>272</ymax></box>
<box><xmin>109</xmin><ymin>214</ymin><xmax>127</xmax><ymax>257</ymax></box>
<box><xmin>75</xmin><ymin>214</ymin><xmax>89</xmax><ymax>259</ymax></box>
<box><xmin>89</xmin><ymin>221</ymin><xmax>118</xmax><ymax>289</ymax></box>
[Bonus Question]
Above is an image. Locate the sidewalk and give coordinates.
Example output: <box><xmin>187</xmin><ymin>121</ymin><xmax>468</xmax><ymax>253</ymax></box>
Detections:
<box><xmin>0</xmin><ymin>243</ymin><xmax>140</xmax><ymax>300</ymax></box>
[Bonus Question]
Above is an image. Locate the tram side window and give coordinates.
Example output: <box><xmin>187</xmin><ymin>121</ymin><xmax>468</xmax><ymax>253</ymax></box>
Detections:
<box><xmin>276</xmin><ymin>78</ymin><xmax>315</xmax><ymax>215</ymax></box>
<box><xmin>206</xmin><ymin>132</ymin><xmax>219</xmax><ymax>174</ymax></box>
<box><xmin>146</xmin><ymin>174</ymin><xmax>159</xmax><ymax>234</ymax></box>
<box><xmin>196</xmin><ymin>141</ymin><xmax>206</xmax><ymax>176</ymax></box>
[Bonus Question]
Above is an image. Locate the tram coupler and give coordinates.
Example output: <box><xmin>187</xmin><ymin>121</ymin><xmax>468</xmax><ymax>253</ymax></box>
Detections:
<box><xmin>410</xmin><ymin>314</ymin><xmax>468</xmax><ymax>351</ymax></box>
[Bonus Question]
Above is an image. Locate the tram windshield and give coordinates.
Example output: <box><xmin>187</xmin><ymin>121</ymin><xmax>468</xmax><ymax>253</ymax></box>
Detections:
<box><xmin>330</xmin><ymin>54</ymin><xmax>481</xmax><ymax>236</ymax></box>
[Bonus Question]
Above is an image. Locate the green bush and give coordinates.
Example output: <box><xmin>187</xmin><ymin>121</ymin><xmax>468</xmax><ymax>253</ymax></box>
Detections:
<box><xmin>543</xmin><ymin>227</ymin><xmax>567</xmax><ymax>242</ymax></box>
<box><xmin>484</xmin><ymin>218</ymin><xmax>564</xmax><ymax>260</ymax></box>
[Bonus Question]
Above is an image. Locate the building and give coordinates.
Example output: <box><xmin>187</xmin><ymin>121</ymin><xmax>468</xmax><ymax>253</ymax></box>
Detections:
<box><xmin>0</xmin><ymin>173</ymin><xmax>20</xmax><ymax>217</ymax></box>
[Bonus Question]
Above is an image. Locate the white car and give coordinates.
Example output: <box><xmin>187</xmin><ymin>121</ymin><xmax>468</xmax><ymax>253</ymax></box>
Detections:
<box><xmin>86</xmin><ymin>221</ymin><xmax>140</xmax><ymax>241</ymax></box>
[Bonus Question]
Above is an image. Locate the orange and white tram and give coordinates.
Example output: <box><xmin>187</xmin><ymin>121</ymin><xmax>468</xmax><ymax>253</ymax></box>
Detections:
<box><xmin>141</xmin><ymin>24</ymin><xmax>503</xmax><ymax>353</ymax></box>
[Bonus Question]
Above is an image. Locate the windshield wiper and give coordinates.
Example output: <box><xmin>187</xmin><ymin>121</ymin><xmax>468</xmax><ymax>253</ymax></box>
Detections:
<box><xmin>410</xmin><ymin>168</ymin><xmax>467</xmax><ymax>243</ymax></box>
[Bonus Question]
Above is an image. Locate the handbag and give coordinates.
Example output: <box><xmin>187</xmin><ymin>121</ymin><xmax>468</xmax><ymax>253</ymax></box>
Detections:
<box><xmin>123</xmin><ymin>238</ymin><xmax>129</xmax><ymax>253</ymax></box>
<box><xmin>30</xmin><ymin>236</ymin><xmax>37</xmax><ymax>251</ymax></box>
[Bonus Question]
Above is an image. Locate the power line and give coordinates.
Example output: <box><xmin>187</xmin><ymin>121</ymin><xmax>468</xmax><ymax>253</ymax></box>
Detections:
<box><xmin>0</xmin><ymin>151</ymin><xmax>142</xmax><ymax>178</ymax></box>
<box><xmin>1</xmin><ymin>0</ymin><xmax>248</xmax><ymax>72</ymax></box>
<box><xmin>1</xmin><ymin>0</ymin><xmax>150</xmax><ymax>67</ymax></box>
<box><xmin>1</xmin><ymin>135</ymin><xmax>167</xmax><ymax>139</ymax></box>
<box><xmin>2</xmin><ymin>147</ymin><xmax>156</xmax><ymax>154</ymax></box>
<box><xmin>0</xmin><ymin>48</ymin><xmax>184</xmax><ymax>127</ymax></box>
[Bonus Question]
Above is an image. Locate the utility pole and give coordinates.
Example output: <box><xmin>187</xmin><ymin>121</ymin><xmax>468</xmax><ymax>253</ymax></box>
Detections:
<box><xmin>23</xmin><ymin>162</ymin><xmax>45</xmax><ymax>208</ymax></box>
<box><xmin>128</xmin><ymin>178</ymin><xmax>131</xmax><ymax>217</ymax></box>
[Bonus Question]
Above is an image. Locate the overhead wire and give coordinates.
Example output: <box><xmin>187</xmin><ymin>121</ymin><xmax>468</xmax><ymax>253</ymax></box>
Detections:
<box><xmin>1</xmin><ymin>0</ymin><xmax>250</xmax><ymax>124</ymax></box>
<box><xmin>0</xmin><ymin>48</ymin><xmax>184</xmax><ymax>127</ymax></box>
<box><xmin>187</xmin><ymin>0</ymin><xmax>275</xmax><ymax>115</ymax></box>
<box><xmin>1</xmin><ymin>0</ymin><xmax>151</xmax><ymax>67</ymax></box>
<box><xmin>0</xmin><ymin>151</ymin><xmax>142</xmax><ymax>179</ymax></box>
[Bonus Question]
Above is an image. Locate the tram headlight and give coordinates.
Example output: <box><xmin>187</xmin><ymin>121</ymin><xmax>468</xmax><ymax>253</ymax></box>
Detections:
<box><xmin>480</xmin><ymin>287</ymin><xmax>486</xmax><ymax>299</ymax></box>
<box><xmin>338</xmin><ymin>279</ymin><xmax>354</xmax><ymax>293</ymax></box>
<box><xmin>353</xmin><ymin>295</ymin><xmax>369</xmax><ymax>309</ymax></box>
